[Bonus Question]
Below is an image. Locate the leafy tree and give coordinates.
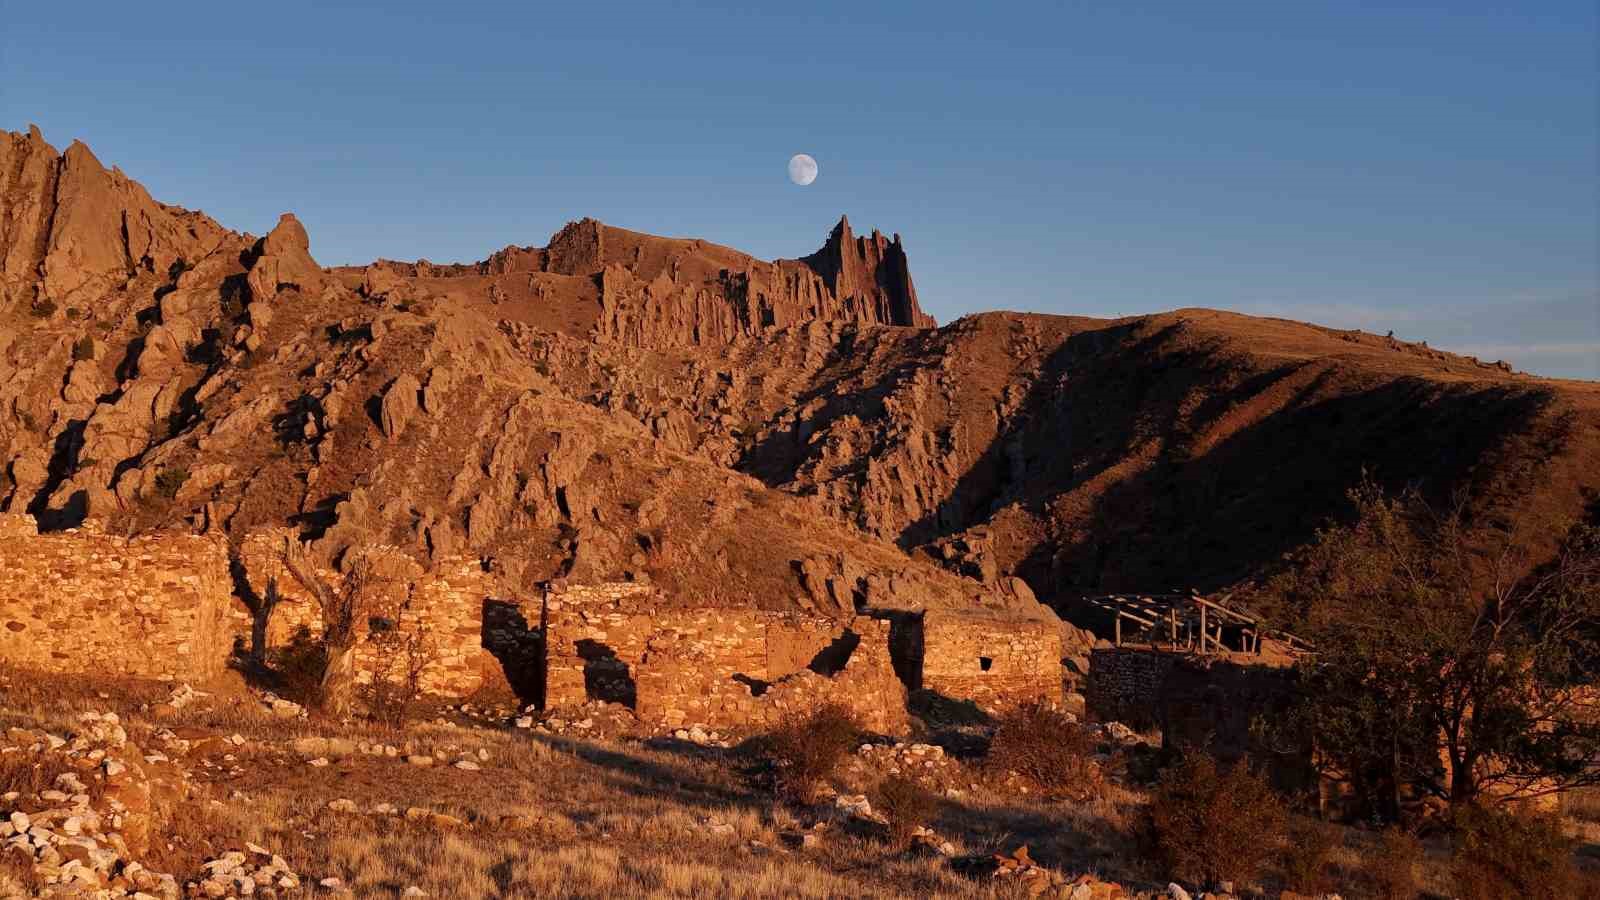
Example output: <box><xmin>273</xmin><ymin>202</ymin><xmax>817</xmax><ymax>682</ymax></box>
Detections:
<box><xmin>1263</xmin><ymin>479</ymin><xmax>1600</xmax><ymax>817</ymax></box>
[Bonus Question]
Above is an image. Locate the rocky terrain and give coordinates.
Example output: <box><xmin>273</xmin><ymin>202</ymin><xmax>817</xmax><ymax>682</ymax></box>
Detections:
<box><xmin>3</xmin><ymin>124</ymin><xmax>1600</xmax><ymax>898</ymax></box>
<box><xmin>3</xmin><ymin>124</ymin><xmax>1597</xmax><ymax>629</ymax></box>
<box><xmin>1</xmin><ymin>666</ymin><xmax>1491</xmax><ymax>899</ymax></box>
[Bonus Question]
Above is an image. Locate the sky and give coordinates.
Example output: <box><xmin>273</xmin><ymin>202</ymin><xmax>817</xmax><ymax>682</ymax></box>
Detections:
<box><xmin>3</xmin><ymin>1</ymin><xmax>1596</xmax><ymax>379</ymax></box>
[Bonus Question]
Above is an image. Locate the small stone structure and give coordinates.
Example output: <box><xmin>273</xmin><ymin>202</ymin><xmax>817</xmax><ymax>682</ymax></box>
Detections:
<box><xmin>917</xmin><ymin>608</ymin><xmax>1063</xmax><ymax>708</ymax></box>
<box><xmin>1084</xmin><ymin>647</ymin><xmax>1181</xmax><ymax>729</ymax></box>
<box><xmin>0</xmin><ymin>515</ymin><xmax>231</xmax><ymax>681</ymax></box>
<box><xmin>1087</xmin><ymin>647</ymin><xmax>1311</xmax><ymax>792</ymax></box>
<box><xmin>540</xmin><ymin>582</ymin><xmax>908</xmax><ymax>733</ymax></box>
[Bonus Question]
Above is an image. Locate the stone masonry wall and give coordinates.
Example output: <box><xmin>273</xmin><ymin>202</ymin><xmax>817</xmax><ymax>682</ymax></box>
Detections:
<box><xmin>920</xmin><ymin>609</ymin><xmax>1062</xmax><ymax>710</ymax></box>
<box><xmin>0</xmin><ymin>515</ymin><xmax>231</xmax><ymax>681</ymax></box>
<box><xmin>541</xmin><ymin>583</ymin><xmax>908</xmax><ymax>733</ymax></box>
<box><xmin>1087</xmin><ymin>648</ymin><xmax>1312</xmax><ymax>792</ymax></box>
<box><xmin>1084</xmin><ymin>648</ymin><xmax>1180</xmax><ymax>729</ymax></box>
<box><xmin>236</xmin><ymin>528</ymin><xmax>506</xmax><ymax>697</ymax></box>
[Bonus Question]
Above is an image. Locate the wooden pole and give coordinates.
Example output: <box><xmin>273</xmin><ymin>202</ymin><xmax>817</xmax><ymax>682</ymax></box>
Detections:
<box><xmin>1115</xmin><ymin>613</ymin><xmax>1122</xmax><ymax>647</ymax></box>
<box><xmin>1199</xmin><ymin>603</ymin><xmax>1208</xmax><ymax>653</ymax></box>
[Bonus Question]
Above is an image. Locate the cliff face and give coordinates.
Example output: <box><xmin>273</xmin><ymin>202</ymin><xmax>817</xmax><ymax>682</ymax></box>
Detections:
<box><xmin>0</xmin><ymin>127</ymin><xmax>1048</xmax><ymax>629</ymax></box>
<box><xmin>0</xmin><ymin>127</ymin><xmax>233</xmax><ymax>309</ymax></box>
<box><xmin>342</xmin><ymin>215</ymin><xmax>934</xmax><ymax>348</ymax></box>
<box><xmin>3</xmin><ymin>124</ymin><xmax>1598</xmax><ymax>637</ymax></box>
<box><xmin>796</xmin><ymin>215</ymin><xmax>931</xmax><ymax>330</ymax></box>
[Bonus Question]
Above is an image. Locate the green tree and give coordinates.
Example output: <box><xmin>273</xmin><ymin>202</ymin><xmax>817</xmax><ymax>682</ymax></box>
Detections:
<box><xmin>1265</xmin><ymin>480</ymin><xmax>1600</xmax><ymax>817</ymax></box>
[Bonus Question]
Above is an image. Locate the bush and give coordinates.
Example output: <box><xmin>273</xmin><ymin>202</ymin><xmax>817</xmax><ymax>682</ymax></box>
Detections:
<box><xmin>766</xmin><ymin>704</ymin><xmax>861</xmax><ymax>804</ymax></box>
<box><xmin>1451</xmin><ymin>803</ymin><xmax>1579</xmax><ymax>900</ymax></box>
<box><xmin>1368</xmin><ymin>827</ymin><xmax>1423</xmax><ymax>900</ymax></box>
<box><xmin>268</xmin><ymin>627</ymin><xmax>329</xmax><ymax>708</ymax></box>
<box><xmin>71</xmin><ymin>336</ymin><xmax>95</xmax><ymax>361</ymax></box>
<box><xmin>1144</xmin><ymin>748</ymin><xmax>1288</xmax><ymax>888</ymax></box>
<box><xmin>152</xmin><ymin>466</ymin><xmax>189</xmax><ymax>500</ymax></box>
<box><xmin>873</xmin><ymin>775</ymin><xmax>938</xmax><ymax>848</ymax></box>
<box><xmin>29</xmin><ymin>298</ymin><xmax>56</xmax><ymax>318</ymax></box>
<box><xmin>1280</xmin><ymin>819</ymin><xmax>1341</xmax><ymax>893</ymax></box>
<box><xmin>360</xmin><ymin>619</ymin><xmax>438</xmax><ymax>726</ymax></box>
<box><xmin>986</xmin><ymin>700</ymin><xmax>1102</xmax><ymax>800</ymax></box>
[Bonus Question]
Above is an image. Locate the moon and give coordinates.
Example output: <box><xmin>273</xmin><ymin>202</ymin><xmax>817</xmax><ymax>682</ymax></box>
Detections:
<box><xmin>788</xmin><ymin>153</ymin><xmax>818</xmax><ymax>186</ymax></box>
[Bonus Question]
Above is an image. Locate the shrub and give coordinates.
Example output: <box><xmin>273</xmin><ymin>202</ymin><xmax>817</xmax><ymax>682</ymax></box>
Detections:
<box><xmin>71</xmin><ymin>335</ymin><xmax>95</xmax><ymax>361</ymax></box>
<box><xmin>64</xmin><ymin>306</ymin><xmax>81</xmax><ymax>320</ymax></box>
<box><xmin>1451</xmin><ymin>803</ymin><xmax>1579</xmax><ymax>900</ymax></box>
<box><xmin>268</xmin><ymin>627</ymin><xmax>328</xmax><ymax>708</ymax></box>
<box><xmin>1280</xmin><ymin>819</ymin><xmax>1341</xmax><ymax>894</ymax></box>
<box><xmin>873</xmin><ymin>775</ymin><xmax>938</xmax><ymax>848</ymax></box>
<box><xmin>360</xmin><ymin>618</ymin><xmax>438</xmax><ymax>726</ymax></box>
<box><xmin>1368</xmin><ymin>827</ymin><xmax>1423</xmax><ymax>900</ymax></box>
<box><xmin>986</xmin><ymin>700</ymin><xmax>1101</xmax><ymax>800</ymax></box>
<box><xmin>1144</xmin><ymin>748</ymin><xmax>1288</xmax><ymax>888</ymax></box>
<box><xmin>152</xmin><ymin>466</ymin><xmax>189</xmax><ymax>500</ymax></box>
<box><xmin>766</xmin><ymin>704</ymin><xmax>861</xmax><ymax>804</ymax></box>
<box><xmin>29</xmin><ymin>298</ymin><xmax>56</xmax><ymax>318</ymax></box>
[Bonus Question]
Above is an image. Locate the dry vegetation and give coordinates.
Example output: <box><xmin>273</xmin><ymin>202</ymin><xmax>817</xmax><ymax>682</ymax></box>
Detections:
<box><xmin>2</xmin><ymin>667</ymin><xmax>1596</xmax><ymax>898</ymax></box>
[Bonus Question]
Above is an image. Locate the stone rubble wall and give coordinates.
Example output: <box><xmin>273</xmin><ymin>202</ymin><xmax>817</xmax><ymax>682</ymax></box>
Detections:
<box><xmin>919</xmin><ymin>609</ymin><xmax>1063</xmax><ymax>709</ymax></box>
<box><xmin>0</xmin><ymin>514</ymin><xmax>231</xmax><ymax>681</ymax></box>
<box><xmin>0</xmin><ymin>517</ymin><xmax>1064</xmax><ymax>726</ymax></box>
<box><xmin>1084</xmin><ymin>648</ymin><xmax>1180</xmax><ymax>729</ymax></box>
<box><xmin>235</xmin><ymin>528</ymin><xmax>507</xmax><ymax>697</ymax></box>
<box><xmin>540</xmin><ymin>583</ymin><xmax>908</xmax><ymax>733</ymax></box>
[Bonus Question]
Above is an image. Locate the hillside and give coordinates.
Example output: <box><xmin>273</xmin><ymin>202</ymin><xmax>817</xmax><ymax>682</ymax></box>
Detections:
<box><xmin>3</xmin><ymin>124</ymin><xmax>1597</xmax><ymax>629</ymax></box>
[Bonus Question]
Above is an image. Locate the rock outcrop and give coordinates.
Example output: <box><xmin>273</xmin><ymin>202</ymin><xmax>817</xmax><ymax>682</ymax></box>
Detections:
<box><xmin>344</xmin><ymin>214</ymin><xmax>933</xmax><ymax>349</ymax></box>
<box><xmin>0</xmin><ymin>126</ymin><xmax>231</xmax><ymax>309</ymax></box>
<box><xmin>3</xmin><ymin>124</ymin><xmax>1598</xmax><ymax>644</ymax></box>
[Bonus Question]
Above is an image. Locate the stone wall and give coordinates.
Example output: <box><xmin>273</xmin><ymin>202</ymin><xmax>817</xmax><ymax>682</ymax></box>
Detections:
<box><xmin>1087</xmin><ymin>647</ymin><xmax>1313</xmax><ymax>793</ymax></box>
<box><xmin>0</xmin><ymin>515</ymin><xmax>231</xmax><ymax>681</ymax></box>
<box><xmin>918</xmin><ymin>609</ymin><xmax>1063</xmax><ymax>709</ymax></box>
<box><xmin>0</xmin><ymin>515</ymin><xmax>1066</xmax><ymax>725</ymax></box>
<box><xmin>1084</xmin><ymin>648</ymin><xmax>1180</xmax><ymax>729</ymax></box>
<box><xmin>540</xmin><ymin>583</ymin><xmax>909</xmax><ymax>733</ymax></box>
<box><xmin>235</xmin><ymin>528</ymin><xmax>507</xmax><ymax>697</ymax></box>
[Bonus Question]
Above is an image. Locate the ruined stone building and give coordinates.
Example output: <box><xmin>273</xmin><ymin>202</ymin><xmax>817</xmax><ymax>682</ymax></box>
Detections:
<box><xmin>0</xmin><ymin>515</ymin><xmax>1067</xmax><ymax>734</ymax></box>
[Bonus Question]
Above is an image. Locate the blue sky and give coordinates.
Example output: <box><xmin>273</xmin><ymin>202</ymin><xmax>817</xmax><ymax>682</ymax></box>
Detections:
<box><xmin>4</xmin><ymin>1</ymin><xmax>1595</xmax><ymax>378</ymax></box>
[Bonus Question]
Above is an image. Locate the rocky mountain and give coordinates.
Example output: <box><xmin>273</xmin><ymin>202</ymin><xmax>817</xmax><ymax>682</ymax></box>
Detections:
<box><xmin>3</xmin><ymin>124</ymin><xmax>1597</xmax><ymax>630</ymax></box>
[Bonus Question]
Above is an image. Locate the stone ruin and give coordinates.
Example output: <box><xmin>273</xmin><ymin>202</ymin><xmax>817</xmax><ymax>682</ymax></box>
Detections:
<box><xmin>538</xmin><ymin>582</ymin><xmax>910</xmax><ymax>733</ymax></box>
<box><xmin>0</xmin><ymin>516</ymin><xmax>232</xmax><ymax>682</ymax></box>
<box><xmin>0</xmin><ymin>514</ymin><xmax>1066</xmax><ymax>734</ymax></box>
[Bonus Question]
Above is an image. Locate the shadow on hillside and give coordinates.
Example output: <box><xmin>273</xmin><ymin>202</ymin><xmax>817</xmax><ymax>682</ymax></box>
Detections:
<box><xmin>736</xmin><ymin>326</ymin><xmax>947</xmax><ymax>496</ymax></box>
<box><xmin>525</xmin><ymin>733</ymin><xmax>762</xmax><ymax>815</ymax></box>
<box><xmin>1047</xmin><ymin>378</ymin><xmax>1560</xmax><ymax>612</ymax></box>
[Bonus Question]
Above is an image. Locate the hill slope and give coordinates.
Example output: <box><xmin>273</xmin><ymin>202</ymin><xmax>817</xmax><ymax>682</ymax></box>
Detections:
<box><xmin>2</xmin><ymin>125</ymin><xmax>1596</xmax><ymax>630</ymax></box>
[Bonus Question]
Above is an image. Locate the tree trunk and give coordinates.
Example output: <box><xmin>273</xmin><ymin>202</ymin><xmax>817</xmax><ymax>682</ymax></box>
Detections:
<box><xmin>320</xmin><ymin>645</ymin><xmax>358</xmax><ymax>717</ymax></box>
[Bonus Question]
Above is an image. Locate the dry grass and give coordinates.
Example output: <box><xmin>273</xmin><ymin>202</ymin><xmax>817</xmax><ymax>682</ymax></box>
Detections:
<box><xmin>1565</xmin><ymin>786</ymin><xmax>1600</xmax><ymax>823</ymax></box>
<box><xmin>0</xmin><ymin>668</ymin><xmax>1048</xmax><ymax>898</ymax></box>
<box><xmin>873</xmin><ymin>775</ymin><xmax>938</xmax><ymax>848</ymax></box>
<box><xmin>4</xmin><ymin>665</ymin><xmax>1592</xmax><ymax>898</ymax></box>
<box><xmin>1366</xmin><ymin>827</ymin><xmax>1424</xmax><ymax>900</ymax></box>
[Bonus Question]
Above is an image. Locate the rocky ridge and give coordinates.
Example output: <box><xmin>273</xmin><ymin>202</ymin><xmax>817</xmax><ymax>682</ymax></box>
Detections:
<box><xmin>3</xmin><ymin>124</ymin><xmax>1598</xmax><ymax>632</ymax></box>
